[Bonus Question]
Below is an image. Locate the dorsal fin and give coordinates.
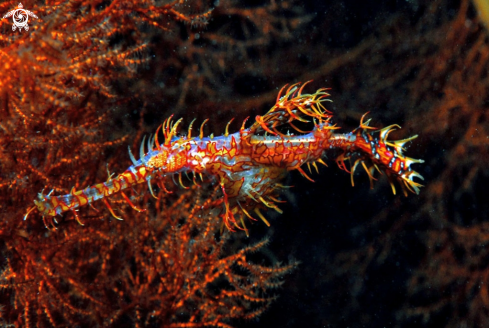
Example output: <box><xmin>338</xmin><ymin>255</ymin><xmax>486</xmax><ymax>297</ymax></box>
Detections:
<box><xmin>248</xmin><ymin>82</ymin><xmax>333</xmax><ymax>136</ymax></box>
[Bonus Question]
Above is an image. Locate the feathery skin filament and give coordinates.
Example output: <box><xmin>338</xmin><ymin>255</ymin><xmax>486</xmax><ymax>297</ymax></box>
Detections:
<box><xmin>27</xmin><ymin>82</ymin><xmax>424</xmax><ymax>232</ymax></box>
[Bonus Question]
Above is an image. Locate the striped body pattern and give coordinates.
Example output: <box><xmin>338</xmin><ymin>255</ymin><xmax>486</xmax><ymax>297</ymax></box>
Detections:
<box><xmin>29</xmin><ymin>83</ymin><xmax>424</xmax><ymax>233</ymax></box>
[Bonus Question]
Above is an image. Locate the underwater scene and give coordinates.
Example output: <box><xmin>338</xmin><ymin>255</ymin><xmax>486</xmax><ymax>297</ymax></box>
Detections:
<box><xmin>0</xmin><ymin>0</ymin><xmax>488</xmax><ymax>327</ymax></box>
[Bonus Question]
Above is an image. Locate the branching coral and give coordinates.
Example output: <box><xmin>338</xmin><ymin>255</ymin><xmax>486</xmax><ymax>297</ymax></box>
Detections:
<box><xmin>0</xmin><ymin>186</ymin><xmax>296</xmax><ymax>327</ymax></box>
<box><xmin>0</xmin><ymin>0</ymin><xmax>214</xmax><ymax>231</ymax></box>
<box><xmin>0</xmin><ymin>1</ymin><xmax>303</xmax><ymax>326</ymax></box>
<box><xmin>9</xmin><ymin>0</ymin><xmax>488</xmax><ymax>326</ymax></box>
<box><xmin>132</xmin><ymin>0</ymin><xmax>312</xmax><ymax>121</ymax></box>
